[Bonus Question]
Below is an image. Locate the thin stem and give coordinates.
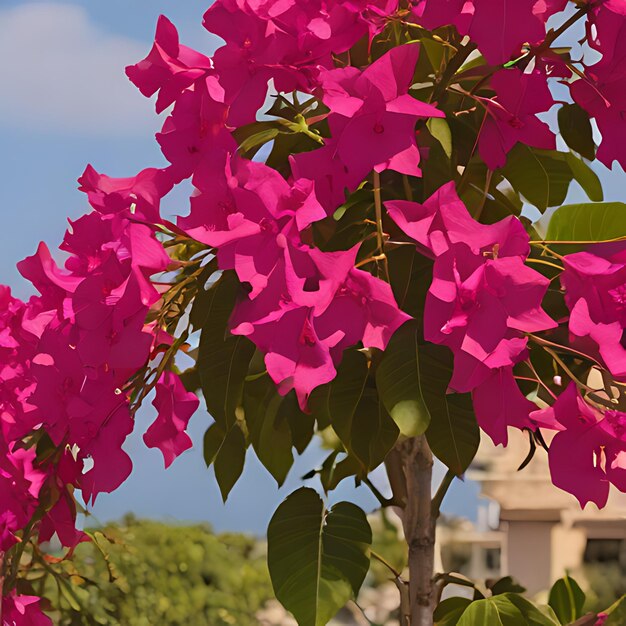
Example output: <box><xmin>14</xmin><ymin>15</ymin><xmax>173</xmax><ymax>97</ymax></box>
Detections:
<box><xmin>372</xmin><ymin>171</ymin><xmax>391</xmax><ymax>282</ymax></box>
<box><xmin>373</xmin><ymin>172</ymin><xmax>385</xmax><ymax>255</ymax></box>
<box><xmin>472</xmin><ymin>169</ymin><xmax>493</xmax><ymax>221</ymax></box>
<box><xmin>402</xmin><ymin>175</ymin><xmax>414</xmax><ymax>202</ymax></box>
<box><xmin>526</xmin><ymin>258</ymin><xmax>564</xmax><ymax>272</ymax></box>
<box><xmin>431</xmin><ymin>41</ymin><xmax>478</xmax><ymax>105</ymax></box>
<box><xmin>362</xmin><ymin>476</ymin><xmax>398</xmax><ymax>508</ymax></box>
<box><xmin>531</xmin><ymin>242</ymin><xmax>566</xmax><ymax>261</ymax></box>
<box><xmin>543</xmin><ymin>346</ymin><xmax>596</xmax><ymax>393</ymax></box>
<box><xmin>525</xmin><ymin>358</ymin><xmax>558</xmax><ymax>400</ymax></box>
<box><xmin>371</xmin><ymin>549</ymin><xmax>403</xmax><ymax>579</ymax></box>
<box><xmin>530</xmin><ymin>236</ymin><xmax>626</xmax><ymax>245</ymax></box>
<box><xmin>355</xmin><ymin>253</ymin><xmax>388</xmax><ymax>269</ymax></box>
<box><xmin>535</xmin><ymin>6</ymin><xmax>589</xmax><ymax>54</ymax></box>
<box><xmin>528</xmin><ymin>333</ymin><xmax>603</xmax><ymax>367</ymax></box>
<box><xmin>431</xmin><ymin>469</ymin><xmax>456</xmax><ymax>520</ymax></box>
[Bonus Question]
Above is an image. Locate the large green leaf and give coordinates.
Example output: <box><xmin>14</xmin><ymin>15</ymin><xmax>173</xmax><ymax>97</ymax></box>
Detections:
<box><xmin>428</xmin><ymin>117</ymin><xmax>453</xmax><ymax>159</ymax></box>
<box><xmin>566</xmin><ymin>153</ymin><xmax>603</xmax><ymax>202</ymax></box>
<box><xmin>501</xmin><ymin>146</ymin><xmax>573</xmax><ymax>212</ymax></box>
<box><xmin>329</xmin><ymin>350</ymin><xmax>369</xmax><ymax>451</ymax></box>
<box><xmin>267</xmin><ymin>488</ymin><xmax>372</xmax><ymax>626</ymax></box>
<box><xmin>458</xmin><ymin>596</ymin><xmax>558</xmax><ymax>626</ymax></box>
<box><xmin>421</xmin><ymin>344</ymin><xmax>480</xmax><ymax>475</ymax></box>
<box><xmin>195</xmin><ymin>272</ymin><xmax>255</xmax><ymax>428</ymax></box>
<box><xmin>548</xmin><ymin>576</ymin><xmax>586</xmax><ymax>625</ymax></box>
<box><xmin>545</xmin><ymin>202</ymin><xmax>626</xmax><ymax>242</ymax></box>
<box><xmin>376</xmin><ymin>321</ymin><xmax>431</xmax><ymax>437</ymax></box>
<box><xmin>434</xmin><ymin>597</ymin><xmax>472</xmax><ymax>625</ymax></box>
<box><xmin>350</xmin><ymin>388</ymin><xmax>399</xmax><ymax>471</ymax></box>
<box><xmin>243</xmin><ymin>376</ymin><xmax>294</xmax><ymax>486</ymax></box>
<box><xmin>203</xmin><ymin>422</ymin><xmax>247</xmax><ymax>502</ymax></box>
<box><xmin>502</xmin><ymin>595</ymin><xmax>560</xmax><ymax>626</ymax></box>
<box><xmin>558</xmin><ymin>103</ymin><xmax>595</xmax><ymax>161</ymax></box>
<box><xmin>457</xmin><ymin>599</ymin><xmax>504</xmax><ymax>625</ymax></box>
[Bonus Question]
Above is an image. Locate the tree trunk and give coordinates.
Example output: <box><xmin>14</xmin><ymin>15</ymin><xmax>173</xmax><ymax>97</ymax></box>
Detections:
<box><xmin>400</xmin><ymin>436</ymin><xmax>436</xmax><ymax>626</ymax></box>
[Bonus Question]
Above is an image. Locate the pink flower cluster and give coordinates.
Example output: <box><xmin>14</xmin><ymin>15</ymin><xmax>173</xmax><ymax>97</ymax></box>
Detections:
<box><xmin>0</xmin><ymin>164</ymin><xmax>199</xmax><ymax>612</ymax></box>
<box><xmin>413</xmin><ymin>0</ymin><xmax>567</xmax><ymax>65</ymax></box>
<box><xmin>4</xmin><ymin>0</ymin><xmax>626</xmax><ymax>616</ymax></box>
<box><xmin>387</xmin><ymin>184</ymin><xmax>626</xmax><ymax>507</ymax></box>
<box><xmin>571</xmin><ymin>1</ymin><xmax>626</xmax><ymax>169</ymax></box>
<box><xmin>386</xmin><ymin>183</ymin><xmax>556</xmax><ymax>445</ymax></box>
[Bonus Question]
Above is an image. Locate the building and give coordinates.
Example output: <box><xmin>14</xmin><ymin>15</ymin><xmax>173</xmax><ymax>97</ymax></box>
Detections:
<box><xmin>447</xmin><ymin>430</ymin><xmax>626</xmax><ymax>597</ymax></box>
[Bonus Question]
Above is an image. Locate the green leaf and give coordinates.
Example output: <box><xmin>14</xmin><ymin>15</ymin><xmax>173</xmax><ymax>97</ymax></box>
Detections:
<box><xmin>548</xmin><ymin>576</ymin><xmax>586</xmax><ymax>625</ymax></box>
<box><xmin>244</xmin><ymin>377</ymin><xmax>294</xmax><ymax>486</ymax></box>
<box><xmin>350</xmin><ymin>389</ymin><xmax>399</xmax><ymax>470</ymax></box>
<box><xmin>195</xmin><ymin>272</ymin><xmax>255</xmax><ymax>428</ymax></box>
<box><xmin>566</xmin><ymin>153</ymin><xmax>603</xmax><ymax>202</ymax></box>
<box><xmin>280</xmin><ymin>392</ymin><xmax>315</xmax><ymax>455</ymax></box>
<box><xmin>457</xmin><ymin>599</ymin><xmax>504</xmax><ymax>626</ymax></box>
<box><xmin>267</xmin><ymin>488</ymin><xmax>372</xmax><ymax>626</ymax></box>
<box><xmin>428</xmin><ymin>117</ymin><xmax>453</xmax><ymax>159</ymax></box>
<box><xmin>558</xmin><ymin>103</ymin><xmax>595</xmax><ymax>161</ymax></box>
<box><xmin>204</xmin><ymin>423</ymin><xmax>247</xmax><ymax>502</ymax></box>
<box><xmin>489</xmin><ymin>576</ymin><xmax>526</xmax><ymax>596</ymax></box>
<box><xmin>501</xmin><ymin>146</ymin><xmax>573</xmax><ymax>212</ymax></box>
<box><xmin>376</xmin><ymin>321</ymin><xmax>431</xmax><ymax>437</ymax></box>
<box><xmin>545</xmin><ymin>202</ymin><xmax>626</xmax><ymax>242</ymax></box>
<box><xmin>329</xmin><ymin>350</ymin><xmax>369</xmax><ymax>450</ymax></box>
<box><xmin>434</xmin><ymin>597</ymin><xmax>472</xmax><ymax>625</ymax></box>
<box><xmin>421</xmin><ymin>344</ymin><xmax>480</xmax><ymax>475</ymax></box>
<box><xmin>503</xmin><ymin>595</ymin><xmax>560</xmax><ymax>625</ymax></box>
<box><xmin>322</xmin><ymin>454</ymin><xmax>362</xmax><ymax>492</ymax></box>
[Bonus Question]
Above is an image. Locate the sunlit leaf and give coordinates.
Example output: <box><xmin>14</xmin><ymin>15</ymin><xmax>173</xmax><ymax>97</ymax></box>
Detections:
<box><xmin>267</xmin><ymin>488</ymin><xmax>372</xmax><ymax>626</ymax></box>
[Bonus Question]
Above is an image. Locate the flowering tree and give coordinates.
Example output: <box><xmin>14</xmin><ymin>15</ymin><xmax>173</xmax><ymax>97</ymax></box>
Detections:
<box><xmin>2</xmin><ymin>0</ymin><xmax>626</xmax><ymax>624</ymax></box>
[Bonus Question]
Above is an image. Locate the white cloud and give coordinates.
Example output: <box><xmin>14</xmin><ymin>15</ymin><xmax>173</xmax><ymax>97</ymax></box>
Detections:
<box><xmin>0</xmin><ymin>3</ymin><xmax>156</xmax><ymax>135</ymax></box>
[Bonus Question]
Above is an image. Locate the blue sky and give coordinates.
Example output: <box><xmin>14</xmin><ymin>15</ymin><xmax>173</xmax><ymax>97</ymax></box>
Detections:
<box><xmin>7</xmin><ymin>1</ymin><xmax>622</xmax><ymax>533</ymax></box>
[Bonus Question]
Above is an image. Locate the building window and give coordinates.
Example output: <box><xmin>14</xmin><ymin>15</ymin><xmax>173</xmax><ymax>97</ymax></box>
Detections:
<box><xmin>484</xmin><ymin>547</ymin><xmax>501</xmax><ymax>571</ymax></box>
<box><xmin>584</xmin><ymin>539</ymin><xmax>624</xmax><ymax>565</ymax></box>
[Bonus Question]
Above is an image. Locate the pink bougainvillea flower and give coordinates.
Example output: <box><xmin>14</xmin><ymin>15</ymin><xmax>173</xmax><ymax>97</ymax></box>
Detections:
<box><xmin>570</xmin><ymin>5</ymin><xmax>626</xmax><ymax>169</ymax></box>
<box><xmin>78</xmin><ymin>164</ymin><xmax>174</xmax><ymax>224</ymax></box>
<box><xmin>39</xmin><ymin>491</ymin><xmax>87</xmax><ymax>550</ymax></box>
<box><xmin>386</xmin><ymin>182</ymin><xmax>553</xmax><ymax>392</ymax></box>
<box><xmin>472</xmin><ymin>366</ymin><xmax>537</xmax><ymax>446</ymax></box>
<box><xmin>144</xmin><ymin>371</ymin><xmax>199</xmax><ymax>468</ymax></box>
<box><xmin>181</xmin><ymin>155</ymin><xmax>328</xmax><ymax>299</ymax></box>
<box><xmin>314</xmin><ymin>267</ymin><xmax>411</xmax><ymax>358</ymax></box>
<box><xmin>80</xmin><ymin>402</ymin><xmax>134</xmax><ymax>505</ymax></box>
<box><xmin>562</xmin><ymin>241</ymin><xmax>626</xmax><ymax>327</ymax></box>
<box><xmin>1</xmin><ymin>592</ymin><xmax>52</xmax><ymax>626</ymax></box>
<box><xmin>426</xmin><ymin>245</ymin><xmax>555</xmax><ymax>392</ymax></box>
<box><xmin>478</xmin><ymin>68</ymin><xmax>555</xmax><ymax>170</ymax></box>
<box><xmin>18</xmin><ymin>242</ymin><xmax>81</xmax><ymax>307</ymax></box>
<box><xmin>318</xmin><ymin>44</ymin><xmax>444</xmax><ymax>184</ymax></box>
<box><xmin>413</xmin><ymin>0</ymin><xmax>565</xmax><ymax>65</ymax></box>
<box><xmin>467</xmin><ymin>0</ymin><xmax>553</xmax><ymax>65</ymax></box>
<box><xmin>231</xmin><ymin>246</ymin><xmax>409</xmax><ymax>408</ymax></box>
<box><xmin>126</xmin><ymin>15</ymin><xmax>213</xmax><ymax>113</ymax></box>
<box><xmin>570</xmin><ymin>65</ymin><xmax>626</xmax><ymax>170</ymax></box>
<box><xmin>201</xmin><ymin>0</ymin><xmax>373</xmax><ymax>125</ymax></box>
<box><xmin>289</xmin><ymin>145</ymin><xmax>354</xmax><ymax>214</ymax></box>
<box><xmin>156</xmin><ymin>83</ymin><xmax>235</xmax><ymax>181</ymax></box>
<box><xmin>0</xmin><ymin>447</ymin><xmax>41</xmax><ymax>552</ymax></box>
<box><xmin>235</xmin><ymin>306</ymin><xmax>340</xmax><ymax>408</ymax></box>
<box><xmin>568</xmin><ymin>298</ymin><xmax>626</xmax><ymax>381</ymax></box>
<box><xmin>385</xmin><ymin>181</ymin><xmax>530</xmax><ymax>258</ymax></box>
<box><xmin>412</xmin><ymin>0</ymin><xmax>470</xmax><ymax>32</ymax></box>
<box><xmin>532</xmin><ymin>383</ymin><xmax>626</xmax><ymax>508</ymax></box>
